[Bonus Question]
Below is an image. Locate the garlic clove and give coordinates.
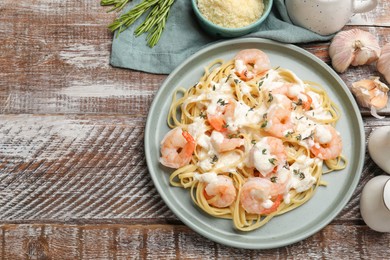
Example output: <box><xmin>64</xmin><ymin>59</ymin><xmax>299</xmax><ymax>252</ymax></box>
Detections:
<box><xmin>377</xmin><ymin>43</ymin><xmax>390</xmax><ymax>84</ymax></box>
<box><xmin>351</xmin><ymin>77</ymin><xmax>389</xmax><ymax>118</ymax></box>
<box><xmin>329</xmin><ymin>29</ymin><xmax>381</xmax><ymax>73</ymax></box>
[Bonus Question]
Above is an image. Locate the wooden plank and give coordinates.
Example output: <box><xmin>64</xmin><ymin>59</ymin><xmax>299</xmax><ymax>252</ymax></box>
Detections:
<box><xmin>1</xmin><ymin>1</ymin><xmax>389</xmax><ymax>115</ymax></box>
<box><xmin>0</xmin><ymin>115</ymin><xmax>175</xmax><ymax>221</ymax></box>
<box><xmin>0</xmin><ymin>114</ymin><xmax>387</xmax><ymax>222</ymax></box>
<box><xmin>348</xmin><ymin>0</ymin><xmax>390</xmax><ymax>26</ymax></box>
<box><xmin>1</xmin><ymin>224</ymin><xmax>389</xmax><ymax>258</ymax></box>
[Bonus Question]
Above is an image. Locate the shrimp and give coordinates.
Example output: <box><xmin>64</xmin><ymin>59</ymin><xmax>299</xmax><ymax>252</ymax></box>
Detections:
<box><xmin>264</xmin><ymin>107</ymin><xmax>293</xmax><ymax>138</ymax></box>
<box><xmin>234</xmin><ymin>49</ymin><xmax>271</xmax><ymax>81</ymax></box>
<box><xmin>210</xmin><ymin>131</ymin><xmax>244</xmax><ymax>153</ymax></box>
<box><xmin>240</xmin><ymin>177</ymin><xmax>284</xmax><ymax>215</ymax></box>
<box><xmin>248</xmin><ymin>137</ymin><xmax>287</xmax><ymax>176</ymax></box>
<box><xmin>160</xmin><ymin>127</ymin><xmax>195</xmax><ymax>168</ymax></box>
<box><xmin>204</xmin><ymin>175</ymin><xmax>237</xmax><ymax>208</ymax></box>
<box><xmin>269</xmin><ymin>93</ymin><xmax>292</xmax><ymax>111</ymax></box>
<box><xmin>271</xmin><ymin>83</ymin><xmax>312</xmax><ymax>110</ymax></box>
<box><xmin>293</xmin><ymin>92</ymin><xmax>313</xmax><ymax>111</ymax></box>
<box><xmin>310</xmin><ymin>125</ymin><xmax>342</xmax><ymax>160</ymax></box>
<box><xmin>207</xmin><ymin>100</ymin><xmax>235</xmax><ymax>132</ymax></box>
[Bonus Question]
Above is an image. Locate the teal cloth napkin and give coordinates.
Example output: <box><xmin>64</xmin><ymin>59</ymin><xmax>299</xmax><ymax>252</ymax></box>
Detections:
<box><xmin>110</xmin><ymin>0</ymin><xmax>333</xmax><ymax>74</ymax></box>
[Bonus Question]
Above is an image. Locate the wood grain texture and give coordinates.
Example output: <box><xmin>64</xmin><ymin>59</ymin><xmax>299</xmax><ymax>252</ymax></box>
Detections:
<box><xmin>0</xmin><ymin>224</ymin><xmax>390</xmax><ymax>259</ymax></box>
<box><xmin>0</xmin><ymin>115</ymin><xmax>387</xmax><ymax>222</ymax></box>
<box><xmin>1</xmin><ymin>0</ymin><xmax>390</xmax><ymax>258</ymax></box>
<box><xmin>1</xmin><ymin>223</ymin><xmax>390</xmax><ymax>259</ymax></box>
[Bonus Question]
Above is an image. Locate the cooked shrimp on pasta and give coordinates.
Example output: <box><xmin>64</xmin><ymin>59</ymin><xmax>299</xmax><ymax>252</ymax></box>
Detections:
<box><xmin>159</xmin><ymin>49</ymin><xmax>346</xmax><ymax>231</ymax></box>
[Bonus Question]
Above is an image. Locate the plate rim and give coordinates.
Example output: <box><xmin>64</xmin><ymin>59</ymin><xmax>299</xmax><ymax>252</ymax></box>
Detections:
<box><xmin>144</xmin><ymin>38</ymin><xmax>365</xmax><ymax>249</ymax></box>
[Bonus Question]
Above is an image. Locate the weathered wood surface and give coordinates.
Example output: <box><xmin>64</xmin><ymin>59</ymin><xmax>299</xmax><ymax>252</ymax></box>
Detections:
<box><xmin>1</xmin><ymin>0</ymin><xmax>390</xmax><ymax>258</ymax></box>
<box><xmin>1</xmin><ymin>224</ymin><xmax>389</xmax><ymax>259</ymax></box>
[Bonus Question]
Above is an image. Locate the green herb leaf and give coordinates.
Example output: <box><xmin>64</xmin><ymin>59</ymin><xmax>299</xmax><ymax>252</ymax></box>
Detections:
<box><xmin>258</xmin><ymin>80</ymin><xmax>264</xmax><ymax>89</ymax></box>
<box><xmin>106</xmin><ymin>0</ymin><xmax>175</xmax><ymax>48</ymax></box>
<box><xmin>267</xmin><ymin>93</ymin><xmax>273</xmax><ymax>103</ymax></box>
<box><xmin>270</xmin><ymin>176</ymin><xmax>278</xmax><ymax>183</ymax></box>
<box><xmin>302</xmin><ymin>131</ymin><xmax>314</xmax><ymax>140</ymax></box>
<box><xmin>294</xmin><ymin>98</ymin><xmax>303</xmax><ymax>106</ymax></box>
<box><xmin>268</xmin><ymin>158</ymin><xmax>276</xmax><ymax>165</ymax></box>
<box><xmin>101</xmin><ymin>0</ymin><xmax>131</xmax><ymax>12</ymax></box>
<box><xmin>217</xmin><ymin>99</ymin><xmax>228</xmax><ymax>106</ymax></box>
<box><xmin>210</xmin><ymin>155</ymin><xmax>218</xmax><ymax>164</ymax></box>
<box><xmin>199</xmin><ymin>112</ymin><xmax>206</xmax><ymax>119</ymax></box>
<box><xmin>225</xmin><ymin>74</ymin><xmax>232</xmax><ymax>83</ymax></box>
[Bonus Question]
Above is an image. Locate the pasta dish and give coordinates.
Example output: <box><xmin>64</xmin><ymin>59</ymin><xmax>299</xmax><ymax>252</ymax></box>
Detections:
<box><xmin>159</xmin><ymin>49</ymin><xmax>346</xmax><ymax>231</ymax></box>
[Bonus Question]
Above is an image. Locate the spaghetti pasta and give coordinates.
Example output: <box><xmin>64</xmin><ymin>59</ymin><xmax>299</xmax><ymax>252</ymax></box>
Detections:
<box><xmin>159</xmin><ymin>49</ymin><xmax>346</xmax><ymax>231</ymax></box>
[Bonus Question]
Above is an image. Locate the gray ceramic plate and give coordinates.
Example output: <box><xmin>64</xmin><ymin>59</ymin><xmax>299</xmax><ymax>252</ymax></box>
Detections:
<box><xmin>144</xmin><ymin>38</ymin><xmax>365</xmax><ymax>249</ymax></box>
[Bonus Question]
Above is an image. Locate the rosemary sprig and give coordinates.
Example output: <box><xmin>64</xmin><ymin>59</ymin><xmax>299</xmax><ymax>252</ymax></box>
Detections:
<box><xmin>104</xmin><ymin>0</ymin><xmax>175</xmax><ymax>48</ymax></box>
<box><xmin>100</xmin><ymin>0</ymin><xmax>131</xmax><ymax>12</ymax></box>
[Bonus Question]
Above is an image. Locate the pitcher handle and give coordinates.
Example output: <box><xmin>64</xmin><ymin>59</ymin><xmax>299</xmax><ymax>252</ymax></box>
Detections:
<box><xmin>353</xmin><ymin>0</ymin><xmax>378</xmax><ymax>13</ymax></box>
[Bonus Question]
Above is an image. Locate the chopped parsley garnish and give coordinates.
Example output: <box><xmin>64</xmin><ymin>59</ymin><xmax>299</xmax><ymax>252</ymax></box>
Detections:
<box><xmin>270</xmin><ymin>176</ymin><xmax>278</xmax><ymax>183</ymax></box>
<box><xmin>262</xmin><ymin>149</ymin><xmax>267</xmax><ymax>155</ymax></box>
<box><xmin>225</xmin><ymin>74</ymin><xmax>232</xmax><ymax>83</ymax></box>
<box><xmin>210</xmin><ymin>155</ymin><xmax>218</xmax><ymax>164</ymax></box>
<box><xmin>251</xmin><ymin>140</ymin><xmax>257</xmax><ymax>145</ymax></box>
<box><xmin>261</xmin><ymin>120</ymin><xmax>268</xmax><ymax>128</ymax></box>
<box><xmin>268</xmin><ymin>158</ymin><xmax>276</xmax><ymax>165</ymax></box>
<box><xmin>302</xmin><ymin>131</ymin><xmax>314</xmax><ymax>140</ymax></box>
<box><xmin>234</xmin><ymin>79</ymin><xmax>240</xmax><ymax>84</ymax></box>
<box><xmin>293</xmin><ymin>169</ymin><xmax>305</xmax><ymax>180</ymax></box>
<box><xmin>212</xmin><ymin>85</ymin><xmax>216</xmax><ymax>91</ymax></box>
<box><xmin>217</xmin><ymin>99</ymin><xmax>228</xmax><ymax>106</ymax></box>
<box><xmin>199</xmin><ymin>112</ymin><xmax>206</xmax><ymax>119</ymax></box>
<box><xmin>267</xmin><ymin>93</ymin><xmax>273</xmax><ymax>103</ymax></box>
<box><xmin>246</xmin><ymin>107</ymin><xmax>254</xmax><ymax>116</ymax></box>
<box><xmin>296</xmin><ymin>134</ymin><xmax>302</xmax><ymax>141</ymax></box>
<box><xmin>294</xmin><ymin>98</ymin><xmax>303</xmax><ymax>106</ymax></box>
<box><xmin>283</xmin><ymin>162</ymin><xmax>290</xmax><ymax>169</ymax></box>
<box><xmin>258</xmin><ymin>80</ymin><xmax>264</xmax><ymax>89</ymax></box>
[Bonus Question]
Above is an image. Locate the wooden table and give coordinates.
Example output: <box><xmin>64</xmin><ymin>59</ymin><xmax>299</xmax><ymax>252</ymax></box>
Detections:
<box><xmin>1</xmin><ymin>1</ymin><xmax>389</xmax><ymax>259</ymax></box>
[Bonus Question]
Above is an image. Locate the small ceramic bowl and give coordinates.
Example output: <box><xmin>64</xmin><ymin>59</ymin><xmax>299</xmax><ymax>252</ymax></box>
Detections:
<box><xmin>191</xmin><ymin>0</ymin><xmax>273</xmax><ymax>38</ymax></box>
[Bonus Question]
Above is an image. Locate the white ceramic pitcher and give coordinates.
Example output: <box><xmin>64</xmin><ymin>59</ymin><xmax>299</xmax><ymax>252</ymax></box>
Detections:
<box><xmin>285</xmin><ymin>0</ymin><xmax>378</xmax><ymax>35</ymax></box>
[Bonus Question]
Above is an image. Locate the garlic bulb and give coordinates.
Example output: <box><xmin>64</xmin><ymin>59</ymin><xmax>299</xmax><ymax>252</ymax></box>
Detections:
<box><xmin>351</xmin><ymin>77</ymin><xmax>389</xmax><ymax>119</ymax></box>
<box><xmin>329</xmin><ymin>29</ymin><xmax>381</xmax><ymax>73</ymax></box>
<box><xmin>377</xmin><ymin>43</ymin><xmax>390</xmax><ymax>84</ymax></box>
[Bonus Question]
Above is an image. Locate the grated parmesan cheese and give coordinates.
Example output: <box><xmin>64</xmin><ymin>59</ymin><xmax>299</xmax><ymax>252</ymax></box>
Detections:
<box><xmin>197</xmin><ymin>0</ymin><xmax>264</xmax><ymax>28</ymax></box>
